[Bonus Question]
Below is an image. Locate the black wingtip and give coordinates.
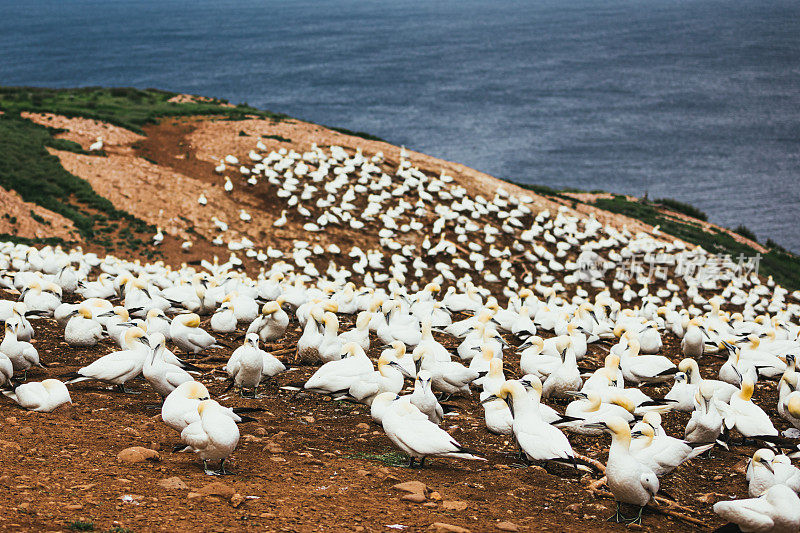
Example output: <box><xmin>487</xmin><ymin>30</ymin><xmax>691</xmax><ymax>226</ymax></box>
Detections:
<box><xmin>231</xmin><ymin>407</ymin><xmax>265</xmax><ymax>414</ymax></box>
<box><xmin>655</xmin><ymin>367</ymin><xmax>678</xmax><ymax>376</ymax></box>
<box><xmin>551</xmin><ymin>415</ymin><xmax>583</xmax><ymax>425</ymax></box>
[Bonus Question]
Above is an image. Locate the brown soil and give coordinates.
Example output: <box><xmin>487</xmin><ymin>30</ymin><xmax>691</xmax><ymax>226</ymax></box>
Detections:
<box><xmin>1</xmin><ymin>287</ymin><xmax>783</xmax><ymax>533</ymax></box>
<box><xmin>0</xmin><ymin>186</ymin><xmax>78</xmax><ymax>241</ymax></box>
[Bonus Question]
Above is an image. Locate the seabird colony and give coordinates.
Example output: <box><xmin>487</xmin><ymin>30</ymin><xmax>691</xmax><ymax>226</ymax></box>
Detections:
<box><xmin>1</xmin><ymin>142</ymin><xmax>800</xmax><ymax>530</ymax></box>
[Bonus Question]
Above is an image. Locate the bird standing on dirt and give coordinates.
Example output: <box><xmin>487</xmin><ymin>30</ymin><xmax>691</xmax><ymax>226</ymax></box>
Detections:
<box><xmin>381</xmin><ymin>396</ymin><xmax>485</xmax><ymax>467</ymax></box>
<box><xmin>180</xmin><ymin>399</ymin><xmax>240</xmax><ymax>475</ymax></box>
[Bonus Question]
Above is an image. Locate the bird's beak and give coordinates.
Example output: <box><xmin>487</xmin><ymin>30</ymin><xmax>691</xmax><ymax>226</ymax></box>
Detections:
<box><xmin>391</xmin><ymin>361</ymin><xmax>414</xmax><ymax>379</ymax></box>
<box><xmin>140</xmin><ymin>336</ymin><xmax>151</xmax><ymax>348</ymax></box>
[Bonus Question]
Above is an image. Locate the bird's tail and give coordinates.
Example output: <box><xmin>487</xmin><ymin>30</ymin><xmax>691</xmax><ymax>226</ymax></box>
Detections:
<box><xmin>60</xmin><ymin>372</ymin><xmax>91</xmax><ymax>385</ymax></box>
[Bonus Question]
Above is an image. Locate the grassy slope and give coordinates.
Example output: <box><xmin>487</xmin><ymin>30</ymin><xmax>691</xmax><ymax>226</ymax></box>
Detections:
<box><xmin>517</xmin><ymin>179</ymin><xmax>799</xmax><ymax>290</ymax></box>
<box><xmin>0</xmin><ymin>86</ymin><xmax>285</xmax><ymax>133</ymax></box>
<box><xmin>0</xmin><ymin>86</ymin><xmax>796</xmax><ymax>288</ymax></box>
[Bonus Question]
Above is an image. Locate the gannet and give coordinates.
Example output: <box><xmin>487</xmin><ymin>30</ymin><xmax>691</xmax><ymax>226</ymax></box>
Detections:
<box><xmin>64</xmin><ymin>305</ymin><xmax>104</xmax><ymax>346</ymax></box>
<box><xmin>63</xmin><ymin>327</ymin><xmax>149</xmax><ymax>393</ymax></box>
<box><xmin>142</xmin><ymin>333</ymin><xmax>194</xmax><ymax>399</ymax></box>
<box><xmin>409</xmin><ymin>370</ymin><xmax>444</xmax><ymax>424</ymax></box>
<box><xmin>1</xmin><ymin>321</ymin><xmax>45</xmax><ymax>374</ymax></box>
<box><xmin>619</xmin><ymin>339</ymin><xmax>676</xmax><ymax>384</ymax></box>
<box><xmin>629</xmin><ymin>417</ymin><xmax>712</xmax><ymax>476</ymax></box>
<box><xmin>381</xmin><ymin>396</ymin><xmax>484</xmax><ymax>467</ymax></box>
<box><xmin>587</xmin><ymin>416</ymin><xmax>659</xmax><ymax>524</ymax></box>
<box><xmin>490</xmin><ymin>379</ymin><xmax>577</xmax><ymax>466</ymax></box>
<box><xmin>246</xmin><ymin>301</ymin><xmax>289</xmax><ymax>343</ymax></box>
<box><xmin>304</xmin><ymin>343</ymin><xmax>373</xmax><ymax>394</ymax></box>
<box><xmin>684</xmin><ymin>382</ymin><xmax>725</xmax><ymax>445</ymax></box>
<box><xmin>180</xmin><ymin>400</ymin><xmax>240</xmax><ymax>475</ymax></box>
<box><xmin>747</xmin><ymin>448</ymin><xmax>778</xmax><ymax>497</ymax></box>
<box><xmin>723</xmin><ymin>378</ymin><xmax>779</xmax><ymax>440</ymax></box>
<box><xmin>170</xmin><ymin>313</ymin><xmax>218</xmax><ymax>354</ymax></box>
<box><xmin>713</xmin><ymin>484</ymin><xmax>800</xmax><ymax>533</ymax></box>
<box><xmin>2</xmin><ymin>379</ymin><xmax>72</xmax><ymax>412</ymax></box>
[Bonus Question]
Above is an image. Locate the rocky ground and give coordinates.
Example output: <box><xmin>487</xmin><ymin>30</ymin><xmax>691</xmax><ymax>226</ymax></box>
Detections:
<box><xmin>0</xmin><ymin>287</ymin><xmax>787</xmax><ymax>533</ymax></box>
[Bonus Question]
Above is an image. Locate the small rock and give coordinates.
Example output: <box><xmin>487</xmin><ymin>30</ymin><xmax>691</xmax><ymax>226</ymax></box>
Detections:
<box><xmin>402</xmin><ymin>493</ymin><xmax>427</xmax><ymax>503</ymax></box>
<box><xmin>230</xmin><ymin>493</ymin><xmax>245</xmax><ymax>508</ymax></box>
<box><xmin>429</xmin><ymin>491</ymin><xmax>442</xmax><ymax>501</ymax></box>
<box><xmin>495</xmin><ymin>464</ymin><xmax>510</xmax><ymax>470</ymax></box>
<box><xmin>356</xmin><ymin>469</ymin><xmax>370</xmax><ymax>477</ymax></box>
<box><xmin>423</xmin><ymin>502</ymin><xmax>438</xmax><ymax>507</ymax></box>
<box><xmin>442</xmin><ymin>500</ymin><xmax>468</xmax><ymax>511</ymax></box>
<box><xmin>187</xmin><ymin>492</ymin><xmax>202</xmax><ymax>499</ymax></box>
<box><xmin>65</xmin><ymin>504</ymin><xmax>83</xmax><ymax>511</ymax></box>
<box><xmin>5</xmin><ymin>417</ymin><xmax>17</xmax><ymax>425</ymax></box>
<box><xmin>116</xmin><ymin>447</ymin><xmax>160</xmax><ymax>464</ymax></box>
<box><xmin>197</xmin><ymin>481</ymin><xmax>236</xmax><ymax>499</ymax></box>
<box><xmin>496</xmin><ymin>522</ymin><xmax>519</xmax><ymax>532</ymax></box>
<box><xmin>626</xmin><ymin>523</ymin><xmax>643</xmax><ymax>530</ymax></box>
<box><xmin>264</xmin><ymin>441</ymin><xmax>284</xmax><ymax>453</ymax></box>
<box><xmin>302</xmin><ymin>416</ymin><xmax>315</xmax><ymax>424</ymax></box>
<box><xmin>19</xmin><ymin>427</ymin><xmax>33</xmax><ymax>436</ymax></box>
<box><xmin>427</xmin><ymin>523</ymin><xmax>472</xmax><ymax>533</ymax></box>
<box><xmin>158</xmin><ymin>477</ymin><xmax>187</xmax><ymax>490</ymax></box>
<box><xmin>393</xmin><ymin>481</ymin><xmax>428</xmax><ymax>495</ymax></box>
<box><xmin>356</xmin><ymin>422</ymin><xmax>370</xmax><ymax>431</ymax></box>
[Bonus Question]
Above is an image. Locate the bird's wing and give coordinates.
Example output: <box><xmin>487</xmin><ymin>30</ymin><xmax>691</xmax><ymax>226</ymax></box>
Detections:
<box><xmin>81</xmin><ymin>356</ymin><xmax>138</xmax><ymax>381</ymax></box>
<box><xmin>392</xmin><ymin>414</ymin><xmax>460</xmax><ymax>456</ymax></box>
<box><xmin>181</xmin><ymin>421</ymin><xmax>209</xmax><ymax>450</ymax></box>
<box><xmin>714</xmin><ymin>500</ymin><xmax>774</xmax><ymax>531</ymax></box>
<box><xmin>165</xmin><ymin>369</ymin><xmax>194</xmax><ymax>389</ymax></box>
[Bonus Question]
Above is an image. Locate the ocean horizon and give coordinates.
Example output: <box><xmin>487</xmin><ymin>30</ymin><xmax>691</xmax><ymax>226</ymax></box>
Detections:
<box><xmin>2</xmin><ymin>0</ymin><xmax>798</xmax><ymax>252</ymax></box>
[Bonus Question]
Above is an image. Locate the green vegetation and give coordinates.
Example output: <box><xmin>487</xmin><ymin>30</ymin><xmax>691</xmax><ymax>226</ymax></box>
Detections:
<box><xmin>0</xmin><ymin>109</ymin><xmax>154</xmax><ymax>252</ymax></box>
<box><xmin>43</xmin><ymin>137</ymin><xmax>98</xmax><ymax>155</ymax></box>
<box><xmin>67</xmin><ymin>520</ymin><xmax>95</xmax><ymax>531</ymax></box>
<box><xmin>509</xmin><ymin>180</ymin><xmax>586</xmax><ymax>200</ymax></box>
<box><xmin>347</xmin><ymin>450</ymin><xmax>408</xmax><ymax>466</ymax></box>
<box><xmin>593</xmin><ymin>195</ymin><xmax>800</xmax><ymax>290</ymax></box>
<box><xmin>262</xmin><ymin>134</ymin><xmax>292</xmax><ymax>143</ymax></box>
<box><xmin>0</xmin><ymin>86</ymin><xmax>286</xmax><ymax>134</ymax></box>
<box><xmin>107</xmin><ymin>527</ymin><xmax>133</xmax><ymax>533</ymax></box>
<box><xmin>654</xmin><ymin>198</ymin><xmax>708</xmax><ymax>221</ymax></box>
<box><xmin>327</xmin><ymin>125</ymin><xmax>386</xmax><ymax>143</ymax></box>
<box><xmin>733</xmin><ymin>224</ymin><xmax>758</xmax><ymax>242</ymax></box>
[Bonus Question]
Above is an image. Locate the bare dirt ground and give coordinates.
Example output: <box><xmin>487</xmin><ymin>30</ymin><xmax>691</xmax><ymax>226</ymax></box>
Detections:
<box><xmin>2</xmin><ymin>111</ymin><xmax>789</xmax><ymax>532</ymax></box>
<box><xmin>1</xmin><ymin>287</ymin><xmax>786</xmax><ymax>533</ymax></box>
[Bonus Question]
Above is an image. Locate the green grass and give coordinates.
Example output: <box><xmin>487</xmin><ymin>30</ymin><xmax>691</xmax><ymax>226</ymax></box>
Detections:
<box><xmin>593</xmin><ymin>196</ymin><xmax>800</xmax><ymax>290</ymax></box>
<box><xmin>654</xmin><ymin>197</ymin><xmax>708</xmax><ymax>221</ymax></box>
<box><xmin>507</xmin><ymin>180</ymin><xmax>586</xmax><ymax>199</ymax></box>
<box><xmin>327</xmin><ymin>125</ymin><xmax>386</xmax><ymax>142</ymax></box>
<box><xmin>733</xmin><ymin>224</ymin><xmax>758</xmax><ymax>242</ymax></box>
<box><xmin>262</xmin><ymin>134</ymin><xmax>292</xmax><ymax>143</ymax></box>
<box><xmin>0</xmin><ymin>86</ymin><xmax>286</xmax><ymax>134</ymax></box>
<box><xmin>347</xmin><ymin>450</ymin><xmax>408</xmax><ymax>466</ymax></box>
<box><xmin>67</xmin><ymin>520</ymin><xmax>95</xmax><ymax>531</ymax></box>
<box><xmin>43</xmin><ymin>137</ymin><xmax>97</xmax><ymax>155</ymax></box>
<box><xmin>0</xmin><ymin>110</ymin><xmax>154</xmax><ymax>238</ymax></box>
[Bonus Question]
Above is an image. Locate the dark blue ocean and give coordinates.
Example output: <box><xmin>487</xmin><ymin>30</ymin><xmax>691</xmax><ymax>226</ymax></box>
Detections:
<box><xmin>2</xmin><ymin>0</ymin><xmax>799</xmax><ymax>252</ymax></box>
